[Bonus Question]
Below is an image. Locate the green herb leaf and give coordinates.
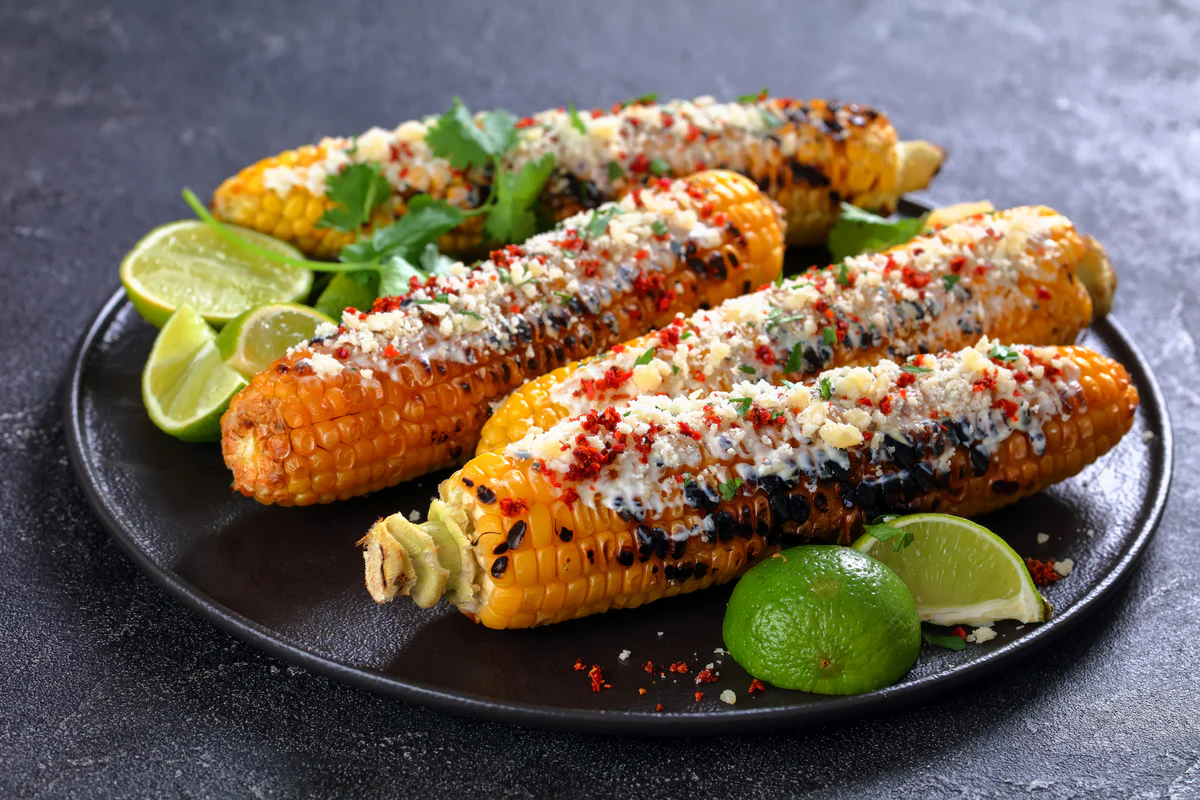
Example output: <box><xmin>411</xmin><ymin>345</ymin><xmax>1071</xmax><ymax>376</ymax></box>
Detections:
<box><xmin>717</xmin><ymin>477</ymin><xmax>743</xmax><ymax>501</ymax></box>
<box><xmin>672</xmin><ymin>364</ymin><xmax>680</xmax><ymax>374</ymax></box>
<box><xmin>426</xmin><ymin>97</ymin><xmax>517</xmax><ymax>170</ymax></box>
<box><xmin>553</xmin><ymin>291</ymin><xmax>575</xmax><ymax>304</ymax></box>
<box><xmin>863</xmin><ymin>520</ymin><xmax>915</xmax><ymax>552</ymax></box>
<box><xmin>608</xmin><ymin>161</ymin><xmax>624</xmax><ymax>181</ymax></box>
<box><xmin>942</xmin><ymin>274</ymin><xmax>961</xmax><ymax>291</ymax></box>
<box><xmin>823</xmin><ymin>327</ymin><xmax>836</xmax><ymax>346</ymax></box>
<box><xmin>729</xmin><ymin>397</ymin><xmax>753</xmax><ymax>416</ymax></box>
<box><xmin>738</xmin><ymin>364</ymin><xmax>757</xmax><ymax>375</ymax></box>
<box><xmin>635</xmin><ymin>347</ymin><xmax>657</xmax><ymax>366</ymax></box>
<box><xmin>567</xmin><ymin>99</ymin><xmax>587</xmax><ymax>134</ymax></box>
<box><xmin>784</xmin><ymin>344</ymin><xmax>805</xmax><ymax>374</ymax></box>
<box><xmin>826</xmin><ymin>203</ymin><xmax>929</xmax><ymax>262</ymax></box>
<box><xmin>340</xmin><ymin>195</ymin><xmax>465</xmax><ymax>265</ymax></box>
<box><xmin>623</xmin><ymin>93</ymin><xmax>659</xmax><ymax>108</ymax></box>
<box><xmin>988</xmin><ymin>344</ymin><xmax>1020</xmax><ymax>363</ymax></box>
<box><xmin>819</xmin><ymin>377</ymin><xmax>833</xmax><ymax>401</ymax></box>
<box><xmin>377</xmin><ymin>255</ymin><xmax>426</xmax><ymax>298</ymax></box>
<box><xmin>737</xmin><ymin>87</ymin><xmax>768</xmax><ymax>103</ymax></box>
<box><xmin>836</xmin><ymin>263</ymin><xmax>852</xmax><ymax>286</ymax></box>
<box><xmin>649</xmin><ymin>157</ymin><xmax>671</xmax><ymax>176</ymax></box>
<box><xmin>651</xmin><ymin>219</ymin><xmax>669</xmax><ymax>237</ymax></box>
<box><xmin>584</xmin><ymin>205</ymin><xmax>622</xmax><ymax>239</ymax></box>
<box><xmin>317</xmin><ymin>163</ymin><xmax>393</xmax><ymax>232</ymax></box>
<box><xmin>759</xmin><ymin>109</ymin><xmax>783</xmax><ymax>129</ymax></box>
<box><xmin>484</xmin><ymin>152</ymin><xmax>557</xmax><ymax>245</ymax></box>
<box><xmin>922</xmin><ymin>626</ymin><xmax>967</xmax><ymax>651</ymax></box>
<box><xmin>901</xmin><ymin>364</ymin><xmax>933</xmax><ymax>374</ymax></box>
<box><xmin>418</xmin><ymin>242</ymin><xmax>456</xmax><ymax>275</ymax></box>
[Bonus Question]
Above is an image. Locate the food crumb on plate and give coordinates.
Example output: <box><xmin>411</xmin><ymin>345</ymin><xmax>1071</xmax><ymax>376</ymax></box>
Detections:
<box><xmin>1143</xmin><ymin>431</ymin><xmax>1155</xmax><ymax>443</ymax></box>
<box><xmin>657</xmin><ymin>631</ymin><xmax>664</xmax><ymax>637</ymax></box>
<box><xmin>720</xmin><ymin>689</ymin><xmax>737</xmax><ymax>705</ymax></box>
<box><xmin>618</xmin><ymin>649</ymin><xmax>631</xmax><ymax>661</ymax></box>
<box><xmin>1054</xmin><ymin>558</ymin><xmax>1075</xmax><ymax>577</ymax></box>
<box><xmin>966</xmin><ymin>625</ymin><xmax>997</xmax><ymax>643</ymax></box>
<box><xmin>408</xmin><ymin>510</ymin><xmax>421</xmax><ymax>522</ymax></box>
<box><xmin>1036</xmin><ymin>533</ymin><xmax>1049</xmax><ymax>544</ymax></box>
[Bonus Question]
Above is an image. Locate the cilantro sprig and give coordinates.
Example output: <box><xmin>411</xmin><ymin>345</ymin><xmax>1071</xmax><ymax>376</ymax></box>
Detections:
<box><xmin>317</xmin><ymin>163</ymin><xmax>392</xmax><ymax>232</ymax></box>
<box><xmin>718</xmin><ymin>477</ymin><xmax>744</xmax><ymax>501</ymax></box>
<box><xmin>826</xmin><ymin>203</ymin><xmax>929</xmax><ymax>262</ymax></box>
<box><xmin>863</xmin><ymin>515</ymin><xmax>914</xmax><ymax>553</ymax></box>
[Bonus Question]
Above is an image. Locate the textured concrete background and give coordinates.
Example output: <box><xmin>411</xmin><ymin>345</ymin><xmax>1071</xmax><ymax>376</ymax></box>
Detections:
<box><xmin>1</xmin><ymin>0</ymin><xmax>1197</xmax><ymax>796</ymax></box>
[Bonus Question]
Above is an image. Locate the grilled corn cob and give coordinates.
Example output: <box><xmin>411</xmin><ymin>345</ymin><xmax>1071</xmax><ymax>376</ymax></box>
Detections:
<box><xmin>221</xmin><ymin>171</ymin><xmax>784</xmax><ymax>505</ymax></box>
<box><xmin>478</xmin><ymin>205</ymin><xmax>1115</xmax><ymax>454</ymax></box>
<box><xmin>362</xmin><ymin>339</ymin><xmax>1138</xmax><ymax>628</ymax></box>
<box><xmin>212</xmin><ymin>96</ymin><xmax>944</xmax><ymax>258</ymax></box>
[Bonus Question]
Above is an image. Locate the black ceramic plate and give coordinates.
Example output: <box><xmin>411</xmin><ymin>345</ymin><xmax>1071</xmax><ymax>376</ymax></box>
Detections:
<box><xmin>66</xmin><ymin>209</ymin><xmax>1172</xmax><ymax>734</ymax></box>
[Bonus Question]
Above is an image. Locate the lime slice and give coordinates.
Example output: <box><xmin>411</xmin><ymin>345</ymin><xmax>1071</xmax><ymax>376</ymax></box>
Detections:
<box><xmin>723</xmin><ymin>546</ymin><xmax>920</xmax><ymax>695</ymax></box>
<box><xmin>216</xmin><ymin>303</ymin><xmax>334</xmax><ymax>377</ymax></box>
<box><xmin>142</xmin><ymin>305</ymin><xmax>248</xmax><ymax>442</ymax></box>
<box><xmin>120</xmin><ymin>220</ymin><xmax>313</xmax><ymax>328</ymax></box>
<box><xmin>852</xmin><ymin>513</ymin><xmax>1049</xmax><ymax>626</ymax></box>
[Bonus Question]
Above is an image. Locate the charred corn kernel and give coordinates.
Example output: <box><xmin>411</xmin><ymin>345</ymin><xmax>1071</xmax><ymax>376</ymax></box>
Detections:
<box><xmin>222</xmin><ymin>171</ymin><xmax>784</xmax><ymax>505</ymax></box>
<box><xmin>212</xmin><ymin>96</ymin><xmax>943</xmax><ymax>259</ymax></box>
<box><xmin>364</xmin><ymin>340</ymin><xmax>1137</xmax><ymax>628</ymax></box>
<box><xmin>478</xmin><ymin>205</ymin><xmax>1115</xmax><ymax>454</ymax></box>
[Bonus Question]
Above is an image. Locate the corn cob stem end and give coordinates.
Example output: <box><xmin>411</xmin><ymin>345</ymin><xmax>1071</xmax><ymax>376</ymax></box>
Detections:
<box><xmin>360</xmin><ymin>506</ymin><xmax>478</xmax><ymax>610</ymax></box>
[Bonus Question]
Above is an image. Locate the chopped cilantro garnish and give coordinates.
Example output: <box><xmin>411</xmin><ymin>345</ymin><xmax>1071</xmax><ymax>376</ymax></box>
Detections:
<box><xmin>317</xmin><ymin>163</ymin><xmax>392</xmax><ymax>232</ymax></box>
<box><xmin>680</xmin><ymin>331</ymin><xmax>692</xmax><ymax>340</ymax></box>
<box><xmin>737</xmin><ymin>87</ymin><xmax>768</xmax><ymax>103</ymax></box>
<box><xmin>823</xmin><ymin>327</ymin><xmax>836</xmax><ymax>346</ymax></box>
<box><xmin>759</xmin><ymin>109</ymin><xmax>783</xmax><ymax>129</ymax></box>
<box><xmin>607</xmin><ymin>160</ymin><xmax>624</xmax><ymax>181</ymax></box>
<box><xmin>922</xmin><ymin>627</ymin><xmax>967</xmax><ymax>651</ymax></box>
<box><xmin>942</xmin><ymin>274</ymin><xmax>961</xmax><ymax>291</ymax></box>
<box><xmin>553</xmin><ymin>291</ymin><xmax>575</xmax><ymax>303</ymax></box>
<box><xmin>651</xmin><ymin>219</ymin><xmax>669</xmax><ymax>237</ymax></box>
<box><xmin>426</xmin><ymin>96</ymin><xmax>516</xmax><ymax>170</ymax></box>
<box><xmin>584</xmin><ymin>206</ymin><xmax>622</xmax><ymax>239</ymax></box>
<box><xmin>826</xmin><ymin>202</ymin><xmax>929</xmax><ymax>262</ymax></box>
<box><xmin>672</xmin><ymin>364</ymin><xmax>679</xmax><ymax>374</ymax></box>
<box><xmin>648</xmin><ymin>157</ymin><xmax>671</xmax><ymax>176</ymax></box>
<box><xmin>460</xmin><ymin>310</ymin><xmax>484</xmax><ymax>320</ymax></box>
<box><xmin>863</xmin><ymin>516</ymin><xmax>914</xmax><ymax>552</ymax></box>
<box><xmin>819</xmin><ymin>377</ymin><xmax>833</xmax><ymax>400</ymax></box>
<box><xmin>739</xmin><ymin>365</ymin><xmax>757</xmax><ymax>375</ymax></box>
<box><xmin>635</xmin><ymin>347</ymin><xmax>657</xmax><ymax>366</ymax></box>
<box><xmin>717</xmin><ymin>477</ymin><xmax>743</xmax><ymax>501</ymax></box>
<box><xmin>622</xmin><ymin>93</ymin><xmax>659</xmax><ymax>107</ymax></box>
<box><xmin>988</xmin><ymin>344</ymin><xmax>1020</xmax><ymax>363</ymax></box>
<box><xmin>567</xmin><ymin>99</ymin><xmax>587</xmax><ymax>134</ymax></box>
<box><xmin>784</xmin><ymin>344</ymin><xmax>805</xmax><ymax>374</ymax></box>
<box><xmin>781</xmin><ymin>379</ymin><xmax>797</xmax><ymax>389</ymax></box>
<box><xmin>901</xmin><ymin>364</ymin><xmax>933</xmax><ymax>374</ymax></box>
<box><xmin>729</xmin><ymin>398</ymin><xmax>753</xmax><ymax>416</ymax></box>
<box><xmin>836</xmin><ymin>263</ymin><xmax>851</xmax><ymax>286</ymax></box>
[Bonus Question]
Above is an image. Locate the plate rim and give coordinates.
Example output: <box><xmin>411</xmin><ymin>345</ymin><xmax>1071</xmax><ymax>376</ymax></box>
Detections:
<box><xmin>65</xmin><ymin>286</ymin><xmax>1174</xmax><ymax>737</ymax></box>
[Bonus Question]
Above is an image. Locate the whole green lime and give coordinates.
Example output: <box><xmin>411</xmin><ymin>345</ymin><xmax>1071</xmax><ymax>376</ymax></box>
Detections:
<box><xmin>722</xmin><ymin>546</ymin><xmax>921</xmax><ymax>695</ymax></box>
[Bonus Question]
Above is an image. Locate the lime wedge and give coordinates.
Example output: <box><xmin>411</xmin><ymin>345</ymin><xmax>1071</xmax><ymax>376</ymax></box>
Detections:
<box><xmin>142</xmin><ymin>305</ymin><xmax>248</xmax><ymax>442</ymax></box>
<box><xmin>852</xmin><ymin>513</ymin><xmax>1049</xmax><ymax>626</ymax></box>
<box><xmin>120</xmin><ymin>220</ymin><xmax>313</xmax><ymax>328</ymax></box>
<box><xmin>216</xmin><ymin>303</ymin><xmax>334</xmax><ymax>377</ymax></box>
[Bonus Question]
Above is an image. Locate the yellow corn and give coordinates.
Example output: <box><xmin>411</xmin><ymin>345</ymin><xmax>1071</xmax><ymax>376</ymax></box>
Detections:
<box><xmin>212</xmin><ymin>96</ymin><xmax>944</xmax><ymax>259</ymax></box>
<box><xmin>221</xmin><ymin>171</ymin><xmax>784</xmax><ymax>505</ymax></box>
<box><xmin>478</xmin><ymin>205</ymin><xmax>1114</xmax><ymax>454</ymax></box>
<box><xmin>363</xmin><ymin>342</ymin><xmax>1138</xmax><ymax>629</ymax></box>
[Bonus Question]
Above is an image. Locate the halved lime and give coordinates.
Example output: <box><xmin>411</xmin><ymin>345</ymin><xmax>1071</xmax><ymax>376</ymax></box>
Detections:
<box><xmin>142</xmin><ymin>305</ymin><xmax>248</xmax><ymax>442</ymax></box>
<box><xmin>216</xmin><ymin>303</ymin><xmax>334</xmax><ymax>377</ymax></box>
<box><xmin>120</xmin><ymin>220</ymin><xmax>313</xmax><ymax>328</ymax></box>
<box><xmin>852</xmin><ymin>513</ymin><xmax>1049</xmax><ymax>626</ymax></box>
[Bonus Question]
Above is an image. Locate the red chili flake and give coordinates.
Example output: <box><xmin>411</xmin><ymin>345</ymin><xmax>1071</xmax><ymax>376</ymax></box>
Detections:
<box><xmin>857</xmin><ymin>397</ymin><xmax>874</xmax><ymax>407</ymax></box>
<box><xmin>754</xmin><ymin>344</ymin><xmax>777</xmax><ymax>366</ymax></box>
<box><xmin>654</xmin><ymin>703</ymin><xmax>664</xmax><ymax>712</ymax></box>
<box><xmin>711</xmin><ymin>211</ymin><xmax>729</xmax><ymax>228</ymax></box>
<box><xmin>1026</xmin><ymin>557</ymin><xmax>1062</xmax><ymax>586</ymax></box>
<box><xmin>654</xmin><ymin>177</ymin><xmax>673</xmax><ymax>191</ymax></box>
<box><xmin>883</xmin><ymin>255</ymin><xmax>898</xmax><ymax>273</ymax></box>
<box><xmin>746</xmin><ymin>405</ymin><xmax>783</xmax><ymax>430</ymax></box>
<box><xmin>629</xmin><ymin>154</ymin><xmax>650</xmax><ymax>173</ymax></box>
<box><xmin>694</xmin><ymin>691</ymin><xmax>704</xmax><ymax>702</ymax></box>
<box><xmin>499</xmin><ymin>498</ymin><xmax>528</xmax><ymax>517</ymax></box>
<box><xmin>993</xmin><ymin>398</ymin><xmax>1019</xmax><ymax>421</ymax></box>
<box><xmin>974</xmin><ymin>264</ymin><xmax>992</xmax><ymax>277</ymax></box>
<box><xmin>515</xmin><ymin>116</ymin><xmax>535</xmax><ymax>129</ymax></box>
<box><xmin>381</xmin><ymin>343</ymin><xmax>400</xmax><ymax>359</ymax></box>
<box><xmin>588</xmin><ymin>665</ymin><xmax>606</xmax><ymax>692</ymax></box>
<box><xmin>748</xmin><ymin>679</ymin><xmax>767</xmax><ymax>694</ymax></box>
<box><xmin>635</xmin><ymin>249</ymin><xmax>649</xmax><ymax>261</ymax></box>
<box><xmin>952</xmin><ymin>626</ymin><xmax>967</xmax><ymax>642</ymax></box>
<box><xmin>560</xmin><ymin>487</ymin><xmax>580</xmax><ymax>506</ymax></box>
<box><xmin>1013</xmin><ymin>370</ymin><xmax>1029</xmax><ymax>384</ymax></box>
<box><xmin>677</xmin><ymin>422</ymin><xmax>702</xmax><ymax>441</ymax></box>
<box><xmin>333</xmin><ymin>347</ymin><xmax>349</xmax><ymax>359</ymax></box>
<box><xmin>1036</xmin><ymin>286</ymin><xmax>1053</xmax><ymax>300</ymax></box>
<box><xmin>691</xmin><ymin>370</ymin><xmax>707</xmax><ymax>383</ymax></box>
<box><xmin>573</xmin><ymin>658</ymin><xmax>586</xmax><ymax>671</ymax></box>
<box><xmin>630</xmin><ymin>188</ymin><xmax>645</xmax><ymax>208</ymax></box>
<box><xmin>694</xmin><ymin>160</ymin><xmax>707</xmax><ymax>171</ymax></box>
<box><xmin>695</xmin><ymin>668</ymin><xmax>718</xmax><ymax>684</ymax></box>
<box><xmin>685</xmin><ymin>124</ymin><xmax>701</xmax><ymax>143</ymax></box>
<box><xmin>702</xmin><ymin>404</ymin><xmax>722</xmax><ymax>428</ymax></box>
<box><xmin>901</xmin><ymin>265</ymin><xmax>932</xmax><ymax>289</ymax></box>
<box><xmin>949</xmin><ymin>256</ymin><xmax>967</xmax><ymax>274</ymax></box>
<box><xmin>972</xmin><ymin>373</ymin><xmax>997</xmax><ymax>393</ymax></box>
<box><xmin>685</xmin><ymin>182</ymin><xmax>706</xmax><ymax>200</ymax></box>
<box><xmin>661</xmin><ymin>112</ymin><xmax>674</xmax><ymax>127</ymax></box>
<box><xmin>896</xmin><ymin>372</ymin><xmax>916</xmax><ymax>388</ymax></box>
<box><xmin>642</xmin><ymin>661</ymin><xmax>655</xmax><ymax>674</ymax></box>
<box><xmin>668</xmin><ymin>661</ymin><xmax>689</xmax><ymax>674</ymax></box>
<box><xmin>638</xmin><ymin>687</ymin><xmax>647</xmax><ymax>695</ymax></box>
<box><xmin>698</xmin><ymin>201</ymin><xmax>714</xmax><ymax>218</ymax></box>
<box><xmin>657</xmin><ymin>325</ymin><xmax>681</xmax><ymax>347</ymax></box>
<box><xmin>879</xmin><ymin>395</ymin><xmax>894</xmax><ymax>415</ymax></box>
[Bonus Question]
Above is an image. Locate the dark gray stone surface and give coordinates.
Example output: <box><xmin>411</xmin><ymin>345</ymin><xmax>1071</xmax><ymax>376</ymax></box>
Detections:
<box><xmin>1</xmin><ymin>0</ymin><xmax>1196</xmax><ymax>796</ymax></box>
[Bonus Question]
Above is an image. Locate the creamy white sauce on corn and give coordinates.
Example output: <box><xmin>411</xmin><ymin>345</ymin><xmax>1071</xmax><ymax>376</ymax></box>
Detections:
<box><xmin>547</xmin><ymin>208</ymin><xmax>1074</xmax><ymax>414</ymax></box>
<box><xmin>260</xmin><ymin>96</ymin><xmax>876</xmax><ymax>204</ymax></box>
<box><xmin>507</xmin><ymin>338</ymin><xmax>1077</xmax><ymax>520</ymax></box>
<box><xmin>289</xmin><ymin>178</ymin><xmax>727</xmax><ymax>374</ymax></box>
